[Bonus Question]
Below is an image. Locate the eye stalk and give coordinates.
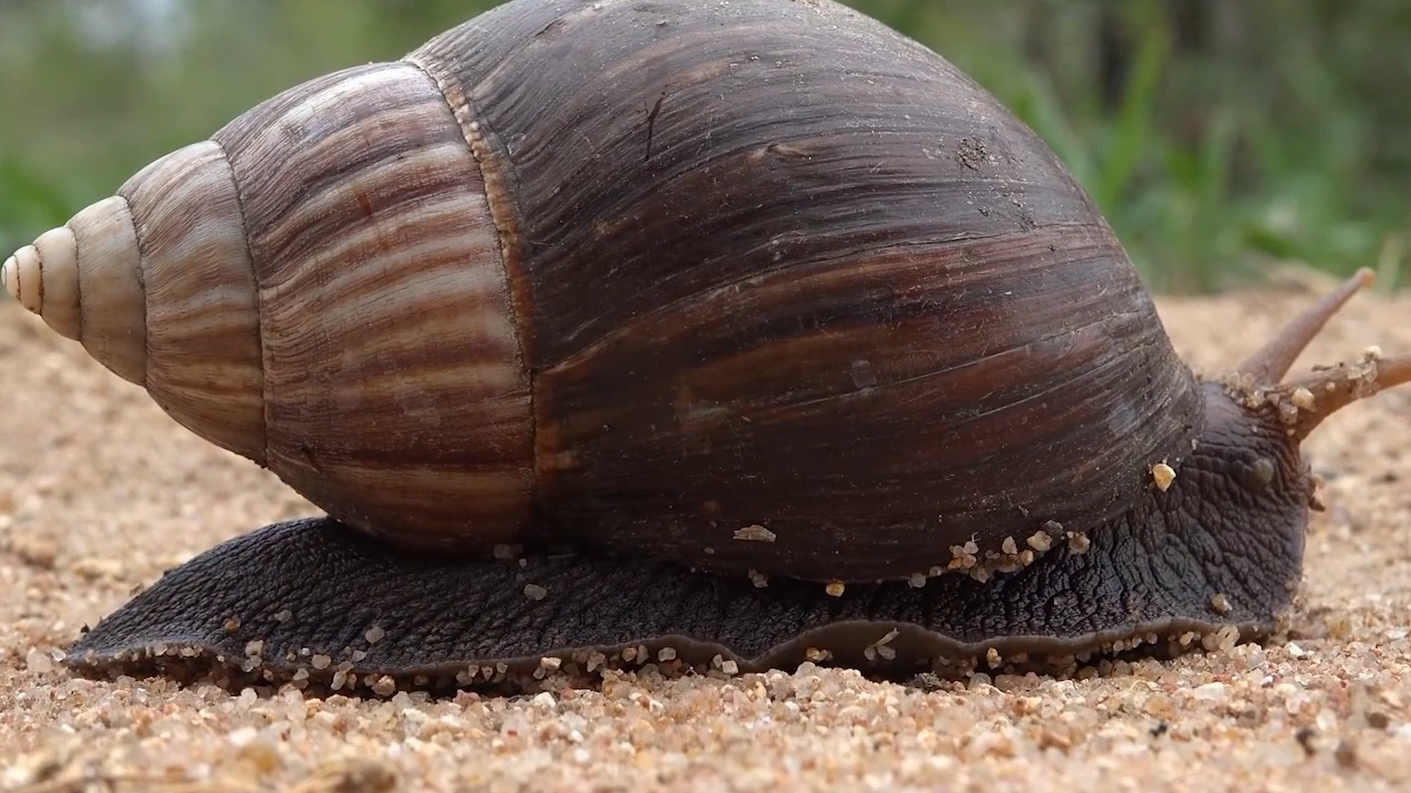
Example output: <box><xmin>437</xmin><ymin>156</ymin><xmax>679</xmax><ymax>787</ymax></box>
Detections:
<box><xmin>1232</xmin><ymin>267</ymin><xmax>1411</xmax><ymax>441</ymax></box>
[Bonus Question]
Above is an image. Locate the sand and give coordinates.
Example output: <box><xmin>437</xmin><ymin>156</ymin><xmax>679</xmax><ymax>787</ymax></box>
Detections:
<box><xmin>2</xmin><ymin>271</ymin><xmax>1410</xmax><ymax>793</ymax></box>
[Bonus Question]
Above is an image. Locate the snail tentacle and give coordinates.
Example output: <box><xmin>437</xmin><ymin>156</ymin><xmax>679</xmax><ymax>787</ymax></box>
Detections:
<box><xmin>1236</xmin><ymin>267</ymin><xmax>1376</xmax><ymax>384</ymax></box>
<box><xmin>1229</xmin><ymin>268</ymin><xmax>1411</xmax><ymax>440</ymax></box>
<box><xmin>1272</xmin><ymin>350</ymin><xmax>1411</xmax><ymax>441</ymax></box>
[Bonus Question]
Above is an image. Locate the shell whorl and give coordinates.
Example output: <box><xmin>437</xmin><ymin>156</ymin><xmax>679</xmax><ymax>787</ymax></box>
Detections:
<box><xmin>5</xmin><ymin>142</ymin><xmax>267</xmax><ymax>461</ymax></box>
<box><xmin>6</xmin><ymin>61</ymin><xmax>536</xmax><ymax>551</ymax></box>
<box><xmin>4</xmin><ymin>197</ymin><xmax>147</xmax><ymax>386</ymax></box>
<box><xmin>9</xmin><ymin>0</ymin><xmax>1209</xmax><ymax>583</ymax></box>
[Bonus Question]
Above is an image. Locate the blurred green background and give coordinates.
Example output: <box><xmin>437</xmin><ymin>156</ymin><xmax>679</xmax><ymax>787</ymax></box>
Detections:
<box><xmin>2</xmin><ymin>0</ymin><xmax>1408</xmax><ymax>293</ymax></box>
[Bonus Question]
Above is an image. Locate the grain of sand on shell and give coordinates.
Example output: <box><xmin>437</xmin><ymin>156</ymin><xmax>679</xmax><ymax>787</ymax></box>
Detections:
<box><xmin>2</xmin><ymin>272</ymin><xmax>1411</xmax><ymax>793</ymax></box>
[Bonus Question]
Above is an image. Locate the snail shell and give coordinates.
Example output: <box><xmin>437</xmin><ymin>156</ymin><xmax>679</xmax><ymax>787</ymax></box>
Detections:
<box><xmin>8</xmin><ymin>0</ymin><xmax>1410</xmax><ymax>690</ymax></box>
<box><xmin>3</xmin><ymin>0</ymin><xmax>1203</xmax><ymax>584</ymax></box>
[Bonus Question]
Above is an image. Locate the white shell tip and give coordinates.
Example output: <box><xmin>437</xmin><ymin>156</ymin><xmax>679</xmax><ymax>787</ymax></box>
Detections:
<box><xmin>30</xmin><ymin>226</ymin><xmax>82</xmax><ymax>340</ymax></box>
<box><xmin>1</xmin><ymin>253</ymin><xmax>17</xmax><ymax>302</ymax></box>
<box><xmin>7</xmin><ymin>245</ymin><xmax>43</xmax><ymax>315</ymax></box>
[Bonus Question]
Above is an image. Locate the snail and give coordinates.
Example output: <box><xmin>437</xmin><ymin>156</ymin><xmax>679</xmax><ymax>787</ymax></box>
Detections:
<box><xmin>6</xmin><ymin>0</ymin><xmax>1410</xmax><ymax>695</ymax></box>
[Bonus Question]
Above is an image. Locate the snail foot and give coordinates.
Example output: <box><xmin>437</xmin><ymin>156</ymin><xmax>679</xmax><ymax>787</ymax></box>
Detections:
<box><xmin>61</xmin><ymin>510</ymin><xmax>1296</xmax><ymax>697</ymax></box>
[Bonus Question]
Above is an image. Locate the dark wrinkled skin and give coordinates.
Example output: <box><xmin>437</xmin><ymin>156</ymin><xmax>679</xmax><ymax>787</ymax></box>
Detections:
<box><xmin>62</xmin><ymin>382</ymin><xmax>1315</xmax><ymax>695</ymax></box>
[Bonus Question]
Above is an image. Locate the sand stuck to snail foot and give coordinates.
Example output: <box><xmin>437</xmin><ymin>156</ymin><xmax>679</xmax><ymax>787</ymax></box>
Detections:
<box><xmin>3</xmin><ymin>271</ymin><xmax>1411</xmax><ymax>793</ymax></box>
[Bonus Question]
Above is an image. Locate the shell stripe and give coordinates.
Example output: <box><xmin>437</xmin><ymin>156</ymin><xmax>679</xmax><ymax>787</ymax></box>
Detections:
<box><xmin>207</xmin><ymin>61</ymin><xmax>536</xmax><ymax>548</ymax></box>
<box><xmin>119</xmin><ymin>141</ymin><xmax>267</xmax><ymax>463</ymax></box>
<box><xmin>68</xmin><ymin>196</ymin><xmax>148</xmax><ymax>387</ymax></box>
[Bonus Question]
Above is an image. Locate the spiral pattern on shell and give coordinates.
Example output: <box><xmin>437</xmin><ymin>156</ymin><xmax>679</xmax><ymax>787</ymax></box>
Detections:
<box><xmin>4</xmin><ymin>0</ymin><xmax>1205</xmax><ymax>583</ymax></box>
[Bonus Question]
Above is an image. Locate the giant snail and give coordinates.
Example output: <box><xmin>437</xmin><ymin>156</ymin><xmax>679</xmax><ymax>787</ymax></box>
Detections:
<box><xmin>5</xmin><ymin>0</ymin><xmax>1409</xmax><ymax>695</ymax></box>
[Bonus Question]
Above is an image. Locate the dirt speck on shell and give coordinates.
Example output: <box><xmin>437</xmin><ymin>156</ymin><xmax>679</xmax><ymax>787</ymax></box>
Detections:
<box><xmin>3</xmin><ymin>274</ymin><xmax>1411</xmax><ymax>793</ymax></box>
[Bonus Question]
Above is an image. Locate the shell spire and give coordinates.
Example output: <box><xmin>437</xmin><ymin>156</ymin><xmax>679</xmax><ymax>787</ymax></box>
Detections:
<box><xmin>4</xmin><ymin>197</ymin><xmax>148</xmax><ymax>386</ymax></box>
<box><xmin>5</xmin><ymin>61</ymin><xmax>538</xmax><ymax>553</ymax></box>
<box><xmin>5</xmin><ymin>142</ymin><xmax>269</xmax><ymax>465</ymax></box>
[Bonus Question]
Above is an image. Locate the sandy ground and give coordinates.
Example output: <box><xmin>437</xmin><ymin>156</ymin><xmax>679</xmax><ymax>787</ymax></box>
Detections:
<box><xmin>1</xmin><ymin>272</ymin><xmax>1410</xmax><ymax>793</ymax></box>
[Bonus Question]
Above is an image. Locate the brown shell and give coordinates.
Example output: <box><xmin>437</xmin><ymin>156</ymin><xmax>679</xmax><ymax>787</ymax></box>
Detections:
<box><xmin>5</xmin><ymin>0</ymin><xmax>1203</xmax><ymax>583</ymax></box>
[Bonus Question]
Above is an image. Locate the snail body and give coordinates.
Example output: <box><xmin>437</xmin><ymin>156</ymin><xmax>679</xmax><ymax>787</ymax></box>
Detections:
<box><xmin>6</xmin><ymin>0</ymin><xmax>1409</xmax><ymax>692</ymax></box>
